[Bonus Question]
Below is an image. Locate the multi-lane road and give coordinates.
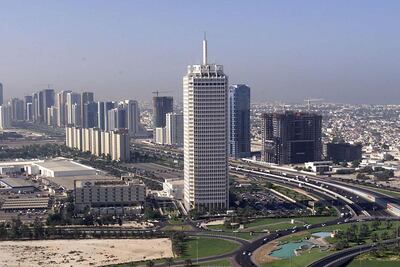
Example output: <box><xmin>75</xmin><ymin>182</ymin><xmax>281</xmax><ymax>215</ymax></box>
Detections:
<box><xmin>131</xmin><ymin>143</ymin><xmax>400</xmax><ymax>266</ymax></box>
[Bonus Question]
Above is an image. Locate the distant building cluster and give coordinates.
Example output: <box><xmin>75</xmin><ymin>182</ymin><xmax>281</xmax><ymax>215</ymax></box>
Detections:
<box><xmin>0</xmin><ymin>85</ymin><xmax>142</xmax><ymax>137</ymax></box>
<box><xmin>65</xmin><ymin>126</ymin><xmax>130</xmax><ymax>162</ymax></box>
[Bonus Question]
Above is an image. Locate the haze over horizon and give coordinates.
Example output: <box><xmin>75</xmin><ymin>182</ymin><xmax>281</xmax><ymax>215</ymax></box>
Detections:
<box><xmin>1</xmin><ymin>0</ymin><xmax>400</xmax><ymax>104</ymax></box>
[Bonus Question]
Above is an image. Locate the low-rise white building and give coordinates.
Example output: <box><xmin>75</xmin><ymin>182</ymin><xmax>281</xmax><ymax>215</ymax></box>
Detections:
<box><xmin>162</xmin><ymin>178</ymin><xmax>184</xmax><ymax>200</ymax></box>
<box><xmin>305</xmin><ymin>161</ymin><xmax>333</xmax><ymax>174</ymax></box>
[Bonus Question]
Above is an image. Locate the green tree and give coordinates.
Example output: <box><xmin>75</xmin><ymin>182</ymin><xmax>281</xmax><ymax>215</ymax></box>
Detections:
<box><xmin>359</xmin><ymin>223</ymin><xmax>370</xmax><ymax>239</ymax></box>
<box><xmin>335</xmin><ymin>240</ymin><xmax>348</xmax><ymax>250</ymax></box>
<box><xmin>386</xmin><ymin>220</ymin><xmax>393</xmax><ymax>229</ymax></box>
<box><xmin>146</xmin><ymin>260</ymin><xmax>154</xmax><ymax>267</ymax></box>
<box><xmin>0</xmin><ymin>223</ymin><xmax>8</xmax><ymax>239</ymax></box>
<box><xmin>381</xmin><ymin>231</ymin><xmax>389</xmax><ymax>240</ymax></box>
<box><xmin>10</xmin><ymin>217</ymin><xmax>23</xmax><ymax>238</ymax></box>
<box><xmin>165</xmin><ymin>258</ymin><xmax>174</xmax><ymax>266</ymax></box>
<box><xmin>33</xmin><ymin>217</ymin><xmax>44</xmax><ymax>239</ymax></box>
<box><xmin>372</xmin><ymin>221</ymin><xmax>381</xmax><ymax>231</ymax></box>
<box><xmin>371</xmin><ymin>232</ymin><xmax>379</xmax><ymax>242</ymax></box>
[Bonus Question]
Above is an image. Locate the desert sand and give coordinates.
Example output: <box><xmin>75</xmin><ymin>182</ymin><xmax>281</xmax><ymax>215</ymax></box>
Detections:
<box><xmin>0</xmin><ymin>238</ymin><xmax>173</xmax><ymax>266</ymax></box>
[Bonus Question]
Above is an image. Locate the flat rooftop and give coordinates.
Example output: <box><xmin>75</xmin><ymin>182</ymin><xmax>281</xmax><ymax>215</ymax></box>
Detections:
<box><xmin>34</xmin><ymin>158</ymin><xmax>95</xmax><ymax>172</ymax></box>
<box><xmin>1</xmin><ymin>197</ymin><xmax>49</xmax><ymax>210</ymax></box>
<box><xmin>43</xmin><ymin>175</ymin><xmax>118</xmax><ymax>191</ymax></box>
<box><xmin>0</xmin><ymin>160</ymin><xmax>43</xmax><ymax>167</ymax></box>
<box><xmin>0</xmin><ymin>177</ymin><xmax>36</xmax><ymax>188</ymax></box>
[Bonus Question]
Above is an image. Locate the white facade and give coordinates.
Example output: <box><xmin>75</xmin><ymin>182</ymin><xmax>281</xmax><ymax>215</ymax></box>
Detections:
<box><xmin>183</xmin><ymin>37</ymin><xmax>229</xmax><ymax>211</ymax></box>
<box><xmin>110</xmin><ymin>130</ymin><xmax>130</xmax><ymax>161</ymax></box>
<box><xmin>165</xmin><ymin>112</ymin><xmax>183</xmax><ymax>147</ymax></box>
<box><xmin>66</xmin><ymin>126</ymin><xmax>129</xmax><ymax>162</ymax></box>
<box><xmin>82</xmin><ymin>128</ymin><xmax>91</xmax><ymax>152</ymax></box>
<box><xmin>155</xmin><ymin>127</ymin><xmax>166</xmax><ymax>145</ymax></box>
<box><xmin>73</xmin><ymin>127</ymin><xmax>82</xmax><ymax>150</ymax></box>
<box><xmin>90</xmin><ymin>128</ymin><xmax>101</xmax><ymax>156</ymax></box>
<box><xmin>163</xmin><ymin>179</ymin><xmax>184</xmax><ymax>200</ymax></box>
<box><xmin>101</xmin><ymin>131</ymin><xmax>111</xmax><ymax>156</ymax></box>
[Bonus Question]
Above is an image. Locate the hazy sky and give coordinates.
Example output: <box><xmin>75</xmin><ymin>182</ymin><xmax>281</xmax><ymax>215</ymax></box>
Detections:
<box><xmin>1</xmin><ymin>1</ymin><xmax>400</xmax><ymax>104</ymax></box>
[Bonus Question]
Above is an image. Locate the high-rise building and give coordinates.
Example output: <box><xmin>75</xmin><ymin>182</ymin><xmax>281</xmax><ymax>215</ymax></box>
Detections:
<box><xmin>56</xmin><ymin>90</ymin><xmax>71</xmax><ymax>127</ymax></box>
<box><xmin>24</xmin><ymin>95</ymin><xmax>33</xmax><ymax>121</ymax></box>
<box><xmin>83</xmin><ymin>102</ymin><xmax>98</xmax><ymax>128</ymax></box>
<box><xmin>71</xmin><ymin>103</ymin><xmax>81</xmax><ymax>126</ymax></box>
<box><xmin>41</xmin><ymin>89</ymin><xmax>55</xmax><ymax>124</ymax></box>
<box><xmin>0</xmin><ymin>83</ymin><xmax>3</xmax><ymax>106</ymax></box>
<box><xmin>9</xmin><ymin>98</ymin><xmax>24</xmax><ymax>122</ymax></box>
<box><xmin>152</xmin><ymin>96</ymin><xmax>173</xmax><ymax>128</ymax></box>
<box><xmin>155</xmin><ymin>127</ymin><xmax>166</xmax><ymax>145</ymax></box>
<box><xmin>66</xmin><ymin>92</ymin><xmax>81</xmax><ymax>125</ymax></box>
<box><xmin>47</xmin><ymin>106</ymin><xmax>58</xmax><ymax>127</ymax></box>
<box><xmin>103</xmin><ymin>101</ymin><xmax>115</xmax><ymax>131</ymax></box>
<box><xmin>165</xmin><ymin>112</ymin><xmax>183</xmax><ymax>147</ymax></box>
<box><xmin>81</xmin><ymin>92</ymin><xmax>94</xmax><ymax>127</ymax></box>
<box><xmin>0</xmin><ymin>105</ymin><xmax>11</xmax><ymax>129</ymax></box>
<box><xmin>90</xmin><ymin>128</ymin><xmax>101</xmax><ymax>156</ymax></box>
<box><xmin>82</xmin><ymin>128</ymin><xmax>91</xmax><ymax>152</ymax></box>
<box><xmin>122</xmin><ymin>100</ymin><xmax>140</xmax><ymax>136</ymax></box>
<box><xmin>326</xmin><ymin>142</ymin><xmax>362</xmax><ymax>163</ymax></box>
<box><xmin>183</xmin><ymin>37</ymin><xmax>229</xmax><ymax>212</ymax></box>
<box><xmin>110</xmin><ymin>129</ymin><xmax>130</xmax><ymax>162</ymax></box>
<box><xmin>97</xmin><ymin>101</ymin><xmax>105</xmax><ymax>130</ymax></box>
<box><xmin>228</xmin><ymin>84</ymin><xmax>251</xmax><ymax>158</ymax></box>
<box><xmin>261</xmin><ymin>111</ymin><xmax>322</xmax><ymax>164</ymax></box>
<box><xmin>101</xmin><ymin>131</ymin><xmax>111</xmax><ymax>156</ymax></box>
<box><xmin>26</xmin><ymin>103</ymin><xmax>33</xmax><ymax>121</ymax></box>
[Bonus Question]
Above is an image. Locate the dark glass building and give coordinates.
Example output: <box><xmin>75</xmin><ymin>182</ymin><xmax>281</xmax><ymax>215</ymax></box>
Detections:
<box><xmin>228</xmin><ymin>84</ymin><xmax>251</xmax><ymax>158</ymax></box>
<box><xmin>83</xmin><ymin>101</ymin><xmax>98</xmax><ymax>128</ymax></box>
<box><xmin>81</xmin><ymin>92</ymin><xmax>94</xmax><ymax>127</ymax></box>
<box><xmin>261</xmin><ymin>111</ymin><xmax>322</xmax><ymax>164</ymax></box>
<box><xmin>326</xmin><ymin>143</ymin><xmax>362</xmax><ymax>162</ymax></box>
<box><xmin>152</xmin><ymin>96</ymin><xmax>173</xmax><ymax>128</ymax></box>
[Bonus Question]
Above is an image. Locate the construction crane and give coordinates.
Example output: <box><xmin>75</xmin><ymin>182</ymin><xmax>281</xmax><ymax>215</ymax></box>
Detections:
<box><xmin>304</xmin><ymin>98</ymin><xmax>323</xmax><ymax>111</ymax></box>
<box><xmin>152</xmin><ymin>90</ymin><xmax>172</xmax><ymax>97</ymax></box>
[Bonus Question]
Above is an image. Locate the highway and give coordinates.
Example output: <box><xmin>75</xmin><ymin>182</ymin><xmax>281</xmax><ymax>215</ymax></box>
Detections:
<box><xmin>129</xmin><ymin>144</ymin><xmax>400</xmax><ymax>266</ymax></box>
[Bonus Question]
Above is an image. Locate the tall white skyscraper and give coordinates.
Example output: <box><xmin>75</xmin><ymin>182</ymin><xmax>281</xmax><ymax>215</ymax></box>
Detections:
<box><xmin>183</xmin><ymin>36</ymin><xmax>229</xmax><ymax>212</ymax></box>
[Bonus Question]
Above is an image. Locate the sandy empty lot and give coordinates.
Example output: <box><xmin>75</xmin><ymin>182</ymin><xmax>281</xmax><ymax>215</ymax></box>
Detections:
<box><xmin>0</xmin><ymin>238</ymin><xmax>173</xmax><ymax>266</ymax></box>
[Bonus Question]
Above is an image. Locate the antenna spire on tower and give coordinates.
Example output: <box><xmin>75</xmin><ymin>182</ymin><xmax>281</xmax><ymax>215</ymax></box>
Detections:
<box><xmin>202</xmin><ymin>32</ymin><xmax>208</xmax><ymax>65</ymax></box>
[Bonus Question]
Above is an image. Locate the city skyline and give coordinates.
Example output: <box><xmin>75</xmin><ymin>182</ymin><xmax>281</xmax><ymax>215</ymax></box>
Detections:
<box><xmin>1</xmin><ymin>1</ymin><xmax>400</xmax><ymax>104</ymax></box>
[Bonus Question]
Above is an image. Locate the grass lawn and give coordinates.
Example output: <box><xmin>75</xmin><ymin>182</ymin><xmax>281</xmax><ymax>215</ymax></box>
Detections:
<box><xmin>262</xmin><ymin>249</ymin><xmax>331</xmax><ymax>267</ymax></box>
<box><xmin>181</xmin><ymin>237</ymin><xmax>240</xmax><ymax>260</ymax></box>
<box><xmin>211</xmin><ymin>231</ymin><xmax>261</xmax><ymax>240</ymax></box>
<box><xmin>278</xmin><ymin>220</ymin><xmax>400</xmax><ymax>245</ymax></box>
<box><xmin>197</xmin><ymin>259</ymin><xmax>231</xmax><ymax>266</ymax></box>
<box><xmin>347</xmin><ymin>259</ymin><xmax>400</xmax><ymax>267</ymax></box>
<box><xmin>162</xmin><ymin>225</ymin><xmax>193</xmax><ymax>231</ymax></box>
<box><xmin>208</xmin><ymin>216</ymin><xmax>336</xmax><ymax>233</ymax></box>
<box><xmin>363</xmin><ymin>187</ymin><xmax>400</xmax><ymax>198</ymax></box>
